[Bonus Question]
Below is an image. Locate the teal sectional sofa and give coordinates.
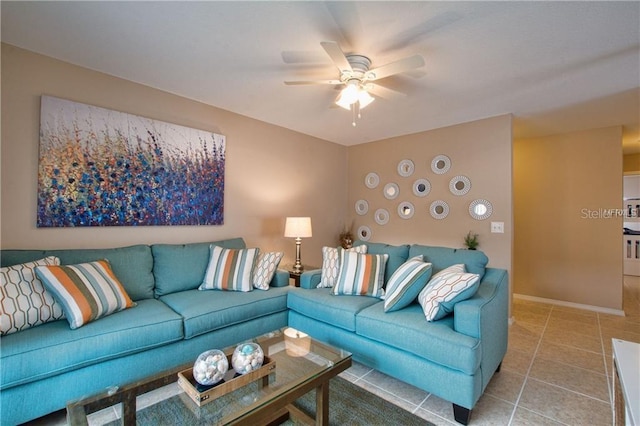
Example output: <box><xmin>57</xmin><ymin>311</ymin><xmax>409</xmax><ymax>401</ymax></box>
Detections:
<box><xmin>1</xmin><ymin>239</ymin><xmax>508</xmax><ymax>425</ymax></box>
<box><xmin>287</xmin><ymin>242</ymin><xmax>509</xmax><ymax>425</ymax></box>
<box><xmin>0</xmin><ymin>238</ymin><xmax>290</xmax><ymax>425</ymax></box>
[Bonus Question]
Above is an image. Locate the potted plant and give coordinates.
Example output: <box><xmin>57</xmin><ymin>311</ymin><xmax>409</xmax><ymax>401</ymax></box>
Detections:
<box><xmin>464</xmin><ymin>231</ymin><xmax>479</xmax><ymax>250</ymax></box>
<box><xmin>339</xmin><ymin>224</ymin><xmax>354</xmax><ymax>249</ymax></box>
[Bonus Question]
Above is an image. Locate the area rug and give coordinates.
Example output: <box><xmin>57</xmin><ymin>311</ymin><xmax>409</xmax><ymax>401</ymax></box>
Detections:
<box><xmin>285</xmin><ymin>376</ymin><xmax>432</xmax><ymax>426</ymax></box>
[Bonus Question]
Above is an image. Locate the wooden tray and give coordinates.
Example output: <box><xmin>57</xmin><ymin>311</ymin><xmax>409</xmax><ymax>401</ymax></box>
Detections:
<box><xmin>177</xmin><ymin>354</ymin><xmax>276</xmax><ymax>406</ymax></box>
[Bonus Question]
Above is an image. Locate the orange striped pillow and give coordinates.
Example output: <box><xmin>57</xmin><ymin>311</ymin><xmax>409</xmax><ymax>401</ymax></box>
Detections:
<box><xmin>35</xmin><ymin>260</ymin><xmax>135</xmax><ymax>329</ymax></box>
<box><xmin>199</xmin><ymin>246</ymin><xmax>259</xmax><ymax>292</ymax></box>
<box><xmin>332</xmin><ymin>251</ymin><xmax>388</xmax><ymax>298</ymax></box>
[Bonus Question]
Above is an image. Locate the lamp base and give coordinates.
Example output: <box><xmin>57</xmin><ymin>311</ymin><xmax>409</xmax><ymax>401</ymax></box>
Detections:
<box><xmin>292</xmin><ymin>263</ymin><xmax>304</xmax><ymax>274</ymax></box>
<box><xmin>293</xmin><ymin>237</ymin><xmax>303</xmax><ymax>274</ymax></box>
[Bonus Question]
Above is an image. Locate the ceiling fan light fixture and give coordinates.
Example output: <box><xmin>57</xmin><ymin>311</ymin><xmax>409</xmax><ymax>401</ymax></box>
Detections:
<box><xmin>358</xmin><ymin>90</ymin><xmax>375</xmax><ymax>109</ymax></box>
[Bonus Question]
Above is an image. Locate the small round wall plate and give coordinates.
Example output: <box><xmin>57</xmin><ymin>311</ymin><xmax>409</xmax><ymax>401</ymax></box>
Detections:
<box><xmin>383</xmin><ymin>182</ymin><xmax>399</xmax><ymax>200</ymax></box>
<box><xmin>374</xmin><ymin>208</ymin><xmax>390</xmax><ymax>225</ymax></box>
<box><xmin>431</xmin><ymin>155</ymin><xmax>451</xmax><ymax>175</ymax></box>
<box><xmin>365</xmin><ymin>172</ymin><xmax>380</xmax><ymax>189</ymax></box>
<box><xmin>430</xmin><ymin>200</ymin><xmax>449</xmax><ymax>220</ymax></box>
<box><xmin>397</xmin><ymin>159</ymin><xmax>415</xmax><ymax>177</ymax></box>
<box><xmin>397</xmin><ymin>201</ymin><xmax>415</xmax><ymax>219</ymax></box>
<box><xmin>469</xmin><ymin>199</ymin><xmax>493</xmax><ymax>220</ymax></box>
<box><xmin>355</xmin><ymin>199</ymin><xmax>369</xmax><ymax>215</ymax></box>
<box><xmin>357</xmin><ymin>225</ymin><xmax>372</xmax><ymax>241</ymax></box>
<box><xmin>412</xmin><ymin>178</ymin><xmax>431</xmax><ymax>197</ymax></box>
<box><xmin>449</xmin><ymin>175</ymin><xmax>471</xmax><ymax>196</ymax></box>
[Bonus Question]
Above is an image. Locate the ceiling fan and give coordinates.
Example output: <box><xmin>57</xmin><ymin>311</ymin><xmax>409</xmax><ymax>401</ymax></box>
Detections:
<box><xmin>285</xmin><ymin>41</ymin><xmax>425</xmax><ymax>126</ymax></box>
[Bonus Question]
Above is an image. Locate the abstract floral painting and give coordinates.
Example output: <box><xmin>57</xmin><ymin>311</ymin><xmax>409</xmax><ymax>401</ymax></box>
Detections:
<box><xmin>38</xmin><ymin>96</ymin><xmax>225</xmax><ymax>227</ymax></box>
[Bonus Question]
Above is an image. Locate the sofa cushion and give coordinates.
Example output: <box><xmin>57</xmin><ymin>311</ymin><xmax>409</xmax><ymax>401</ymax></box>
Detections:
<box><xmin>253</xmin><ymin>251</ymin><xmax>284</xmax><ymax>290</ymax></box>
<box><xmin>354</xmin><ymin>241</ymin><xmax>410</xmax><ymax>284</ymax></box>
<box><xmin>36</xmin><ymin>260</ymin><xmax>136</xmax><ymax>329</ymax></box>
<box><xmin>200</xmin><ymin>246</ymin><xmax>259</xmax><ymax>292</ymax></box>
<box><xmin>0</xmin><ymin>299</ymin><xmax>183</xmax><ymax>389</ymax></box>
<box><xmin>1</xmin><ymin>257</ymin><xmax>65</xmax><ymax>335</ymax></box>
<box><xmin>418</xmin><ymin>264</ymin><xmax>480</xmax><ymax>321</ymax></box>
<box><xmin>318</xmin><ymin>245</ymin><xmax>367</xmax><ymax>288</ymax></box>
<box><xmin>356</xmin><ymin>303</ymin><xmax>481</xmax><ymax>374</ymax></box>
<box><xmin>384</xmin><ymin>256</ymin><xmax>432</xmax><ymax>312</ymax></box>
<box><xmin>1</xmin><ymin>246</ymin><xmax>155</xmax><ymax>301</ymax></box>
<box><xmin>152</xmin><ymin>238</ymin><xmax>246</xmax><ymax>296</ymax></box>
<box><xmin>332</xmin><ymin>252</ymin><xmax>387</xmax><ymax>298</ymax></box>
<box><xmin>160</xmin><ymin>287</ymin><xmax>289</xmax><ymax>339</ymax></box>
<box><xmin>287</xmin><ymin>287</ymin><xmax>380</xmax><ymax>332</ymax></box>
<box><xmin>408</xmin><ymin>245</ymin><xmax>488</xmax><ymax>278</ymax></box>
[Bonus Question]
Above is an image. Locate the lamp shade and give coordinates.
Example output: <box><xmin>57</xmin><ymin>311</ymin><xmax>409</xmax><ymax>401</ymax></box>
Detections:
<box><xmin>284</xmin><ymin>217</ymin><xmax>312</xmax><ymax>238</ymax></box>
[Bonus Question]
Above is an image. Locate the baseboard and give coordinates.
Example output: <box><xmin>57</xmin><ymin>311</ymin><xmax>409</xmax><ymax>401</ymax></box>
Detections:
<box><xmin>513</xmin><ymin>293</ymin><xmax>625</xmax><ymax>317</ymax></box>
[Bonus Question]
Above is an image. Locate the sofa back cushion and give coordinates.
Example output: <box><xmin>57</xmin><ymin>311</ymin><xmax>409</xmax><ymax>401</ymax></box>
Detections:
<box><xmin>353</xmin><ymin>241</ymin><xmax>409</xmax><ymax>285</ymax></box>
<box><xmin>408</xmin><ymin>245</ymin><xmax>488</xmax><ymax>278</ymax></box>
<box><xmin>152</xmin><ymin>238</ymin><xmax>246</xmax><ymax>296</ymax></box>
<box><xmin>1</xmin><ymin>245</ymin><xmax>154</xmax><ymax>301</ymax></box>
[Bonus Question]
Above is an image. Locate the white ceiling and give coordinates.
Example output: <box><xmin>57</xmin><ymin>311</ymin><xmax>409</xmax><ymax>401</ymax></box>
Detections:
<box><xmin>2</xmin><ymin>1</ymin><xmax>639</xmax><ymax>153</ymax></box>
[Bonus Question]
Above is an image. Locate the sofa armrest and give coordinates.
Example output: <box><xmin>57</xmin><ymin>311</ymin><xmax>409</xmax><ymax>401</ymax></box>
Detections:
<box><xmin>299</xmin><ymin>269</ymin><xmax>322</xmax><ymax>289</ymax></box>
<box><xmin>270</xmin><ymin>270</ymin><xmax>290</xmax><ymax>287</ymax></box>
<box><xmin>454</xmin><ymin>267</ymin><xmax>509</xmax><ymax>387</ymax></box>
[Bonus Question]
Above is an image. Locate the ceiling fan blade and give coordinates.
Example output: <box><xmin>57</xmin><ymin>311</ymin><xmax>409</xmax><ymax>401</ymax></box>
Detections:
<box><xmin>324</xmin><ymin>1</ymin><xmax>363</xmax><ymax>51</ymax></box>
<box><xmin>381</xmin><ymin>11</ymin><xmax>462</xmax><ymax>53</ymax></box>
<box><xmin>365</xmin><ymin>55</ymin><xmax>425</xmax><ymax>81</ymax></box>
<box><xmin>366</xmin><ymin>83</ymin><xmax>407</xmax><ymax>100</ymax></box>
<box><xmin>281</xmin><ymin>50</ymin><xmax>329</xmax><ymax>64</ymax></box>
<box><xmin>320</xmin><ymin>41</ymin><xmax>353</xmax><ymax>74</ymax></box>
<box><xmin>284</xmin><ymin>80</ymin><xmax>342</xmax><ymax>85</ymax></box>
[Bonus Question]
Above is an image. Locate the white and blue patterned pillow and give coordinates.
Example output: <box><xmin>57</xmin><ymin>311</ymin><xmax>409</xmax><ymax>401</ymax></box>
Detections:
<box><xmin>418</xmin><ymin>264</ymin><xmax>480</xmax><ymax>321</ymax></box>
<box><xmin>200</xmin><ymin>246</ymin><xmax>259</xmax><ymax>292</ymax></box>
<box><xmin>332</xmin><ymin>251</ymin><xmax>387</xmax><ymax>298</ymax></box>
<box><xmin>1</xmin><ymin>256</ymin><xmax>65</xmax><ymax>335</ymax></box>
<box><xmin>318</xmin><ymin>245</ymin><xmax>367</xmax><ymax>288</ymax></box>
<box><xmin>252</xmin><ymin>251</ymin><xmax>283</xmax><ymax>290</ymax></box>
<box><xmin>384</xmin><ymin>256</ymin><xmax>432</xmax><ymax>312</ymax></box>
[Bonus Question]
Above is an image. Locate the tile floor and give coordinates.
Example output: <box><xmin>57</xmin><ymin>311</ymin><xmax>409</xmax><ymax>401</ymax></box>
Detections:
<box><xmin>24</xmin><ymin>276</ymin><xmax>640</xmax><ymax>426</ymax></box>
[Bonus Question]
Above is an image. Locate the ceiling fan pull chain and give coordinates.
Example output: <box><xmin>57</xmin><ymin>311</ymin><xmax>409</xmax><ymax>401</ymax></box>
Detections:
<box><xmin>351</xmin><ymin>104</ymin><xmax>357</xmax><ymax>127</ymax></box>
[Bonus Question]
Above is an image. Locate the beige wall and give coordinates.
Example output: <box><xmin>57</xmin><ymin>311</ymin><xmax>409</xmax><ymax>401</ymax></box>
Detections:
<box><xmin>514</xmin><ymin>127</ymin><xmax>623</xmax><ymax>311</ymax></box>
<box><xmin>347</xmin><ymin>115</ymin><xmax>513</xmax><ymax>276</ymax></box>
<box><xmin>624</xmin><ymin>153</ymin><xmax>640</xmax><ymax>174</ymax></box>
<box><xmin>0</xmin><ymin>44</ymin><xmax>347</xmax><ymax>268</ymax></box>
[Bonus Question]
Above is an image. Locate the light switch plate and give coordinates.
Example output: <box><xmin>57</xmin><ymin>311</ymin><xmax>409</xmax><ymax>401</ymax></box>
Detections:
<box><xmin>491</xmin><ymin>222</ymin><xmax>504</xmax><ymax>233</ymax></box>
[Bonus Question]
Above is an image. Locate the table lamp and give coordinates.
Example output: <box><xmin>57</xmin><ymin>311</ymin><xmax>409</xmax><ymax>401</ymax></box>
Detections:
<box><xmin>284</xmin><ymin>217</ymin><xmax>312</xmax><ymax>274</ymax></box>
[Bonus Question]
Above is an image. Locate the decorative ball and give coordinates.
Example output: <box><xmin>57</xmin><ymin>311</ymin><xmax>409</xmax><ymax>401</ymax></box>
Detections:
<box><xmin>193</xmin><ymin>349</ymin><xmax>228</xmax><ymax>386</ymax></box>
<box><xmin>232</xmin><ymin>343</ymin><xmax>264</xmax><ymax>375</ymax></box>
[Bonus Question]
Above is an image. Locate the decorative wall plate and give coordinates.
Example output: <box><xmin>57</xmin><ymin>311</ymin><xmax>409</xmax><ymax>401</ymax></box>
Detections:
<box><xmin>397</xmin><ymin>201</ymin><xmax>415</xmax><ymax>219</ymax></box>
<box><xmin>412</xmin><ymin>178</ymin><xmax>431</xmax><ymax>197</ymax></box>
<box><xmin>355</xmin><ymin>199</ymin><xmax>369</xmax><ymax>215</ymax></box>
<box><xmin>357</xmin><ymin>225</ymin><xmax>372</xmax><ymax>241</ymax></box>
<box><xmin>431</xmin><ymin>155</ymin><xmax>451</xmax><ymax>174</ymax></box>
<box><xmin>469</xmin><ymin>199</ymin><xmax>493</xmax><ymax>220</ymax></box>
<box><xmin>397</xmin><ymin>159</ymin><xmax>415</xmax><ymax>177</ymax></box>
<box><xmin>383</xmin><ymin>183</ymin><xmax>399</xmax><ymax>200</ymax></box>
<box><xmin>449</xmin><ymin>175</ymin><xmax>471</xmax><ymax>196</ymax></box>
<box><xmin>365</xmin><ymin>172</ymin><xmax>380</xmax><ymax>189</ymax></box>
<box><xmin>374</xmin><ymin>208</ymin><xmax>390</xmax><ymax>225</ymax></box>
<box><xmin>430</xmin><ymin>200</ymin><xmax>449</xmax><ymax>219</ymax></box>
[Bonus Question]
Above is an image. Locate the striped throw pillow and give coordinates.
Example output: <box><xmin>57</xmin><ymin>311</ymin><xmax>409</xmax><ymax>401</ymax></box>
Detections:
<box><xmin>199</xmin><ymin>246</ymin><xmax>259</xmax><ymax>292</ymax></box>
<box><xmin>384</xmin><ymin>256</ymin><xmax>432</xmax><ymax>312</ymax></box>
<box><xmin>1</xmin><ymin>256</ymin><xmax>65</xmax><ymax>335</ymax></box>
<box><xmin>35</xmin><ymin>260</ymin><xmax>135</xmax><ymax>329</ymax></box>
<box><xmin>332</xmin><ymin>251</ymin><xmax>388</xmax><ymax>298</ymax></box>
<box><xmin>418</xmin><ymin>264</ymin><xmax>480</xmax><ymax>321</ymax></box>
<box><xmin>318</xmin><ymin>245</ymin><xmax>367</xmax><ymax>288</ymax></box>
<box><xmin>253</xmin><ymin>251</ymin><xmax>284</xmax><ymax>290</ymax></box>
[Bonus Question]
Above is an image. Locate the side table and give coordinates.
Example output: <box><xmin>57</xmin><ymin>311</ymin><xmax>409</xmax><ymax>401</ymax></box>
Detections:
<box><xmin>289</xmin><ymin>271</ymin><xmax>302</xmax><ymax>287</ymax></box>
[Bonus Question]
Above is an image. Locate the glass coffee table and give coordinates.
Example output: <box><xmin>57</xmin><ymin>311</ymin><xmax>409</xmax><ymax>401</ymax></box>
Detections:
<box><xmin>67</xmin><ymin>328</ymin><xmax>351</xmax><ymax>426</ymax></box>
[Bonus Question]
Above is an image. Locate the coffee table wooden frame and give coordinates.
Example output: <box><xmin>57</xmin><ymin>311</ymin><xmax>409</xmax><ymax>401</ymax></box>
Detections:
<box><xmin>67</xmin><ymin>332</ymin><xmax>351</xmax><ymax>426</ymax></box>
